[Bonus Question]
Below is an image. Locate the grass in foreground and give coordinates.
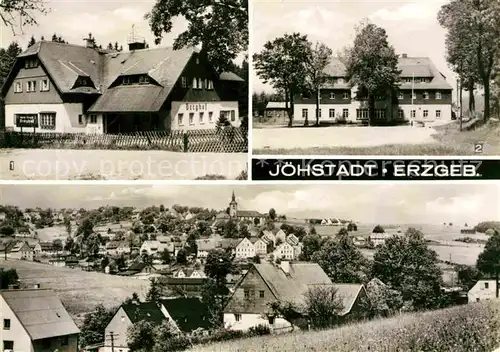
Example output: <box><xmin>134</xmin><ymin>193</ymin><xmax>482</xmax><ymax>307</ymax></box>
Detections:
<box><xmin>190</xmin><ymin>301</ymin><xmax>500</xmax><ymax>352</ymax></box>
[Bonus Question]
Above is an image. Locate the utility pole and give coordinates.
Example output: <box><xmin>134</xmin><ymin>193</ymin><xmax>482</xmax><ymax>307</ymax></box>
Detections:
<box><xmin>107</xmin><ymin>332</ymin><xmax>119</xmax><ymax>352</ymax></box>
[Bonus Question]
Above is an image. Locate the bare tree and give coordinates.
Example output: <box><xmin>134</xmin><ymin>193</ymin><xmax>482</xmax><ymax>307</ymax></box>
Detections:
<box><xmin>1</xmin><ymin>0</ymin><xmax>47</xmax><ymax>34</ymax></box>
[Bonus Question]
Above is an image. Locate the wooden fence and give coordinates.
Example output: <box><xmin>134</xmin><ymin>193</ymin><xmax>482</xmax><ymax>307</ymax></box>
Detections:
<box><xmin>0</xmin><ymin>127</ymin><xmax>248</xmax><ymax>153</ymax></box>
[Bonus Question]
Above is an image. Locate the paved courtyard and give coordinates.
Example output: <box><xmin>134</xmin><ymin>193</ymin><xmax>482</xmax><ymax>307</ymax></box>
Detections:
<box><xmin>0</xmin><ymin>149</ymin><xmax>247</xmax><ymax>180</ymax></box>
<box><xmin>253</xmin><ymin>125</ymin><xmax>440</xmax><ymax>150</ymax></box>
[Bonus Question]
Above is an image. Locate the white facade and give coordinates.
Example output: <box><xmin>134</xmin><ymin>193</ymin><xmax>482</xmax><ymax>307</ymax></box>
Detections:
<box><xmin>5</xmin><ymin>103</ymin><xmax>88</xmax><ymax>133</ymax></box>
<box><xmin>468</xmin><ymin>280</ymin><xmax>498</xmax><ymax>303</ymax></box>
<box><xmin>103</xmin><ymin>307</ymin><xmax>133</xmax><ymax>352</ymax></box>
<box><xmin>235</xmin><ymin>238</ymin><xmax>256</xmax><ymax>259</ymax></box>
<box><xmin>254</xmin><ymin>239</ymin><xmax>268</xmax><ymax>256</ymax></box>
<box><xmin>273</xmin><ymin>242</ymin><xmax>295</xmax><ymax>260</ymax></box>
<box><xmin>0</xmin><ymin>294</ymin><xmax>33</xmax><ymax>352</ymax></box>
<box><xmin>170</xmin><ymin>101</ymin><xmax>240</xmax><ymax>130</ymax></box>
<box><xmin>397</xmin><ymin>103</ymin><xmax>452</xmax><ymax>122</ymax></box>
<box><xmin>223</xmin><ymin>313</ymin><xmax>291</xmax><ymax>332</ymax></box>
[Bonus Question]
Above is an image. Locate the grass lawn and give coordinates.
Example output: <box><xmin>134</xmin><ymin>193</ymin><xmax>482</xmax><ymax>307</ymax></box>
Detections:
<box><xmin>0</xmin><ymin>259</ymin><xmax>149</xmax><ymax>318</ymax></box>
<box><xmin>35</xmin><ymin>225</ymin><xmax>69</xmax><ymax>242</ymax></box>
<box><xmin>190</xmin><ymin>300</ymin><xmax>500</xmax><ymax>352</ymax></box>
<box><xmin>253</xmin><ymin>120</ymin><xmax>500</xmax><ymax>155</ymax></box>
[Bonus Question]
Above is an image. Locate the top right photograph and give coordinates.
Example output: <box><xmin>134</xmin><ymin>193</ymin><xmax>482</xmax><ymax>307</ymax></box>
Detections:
<box><xmin>252</xmin><ymin>0</ymin><xmax>500</xmax><ymax>156</ymax></box>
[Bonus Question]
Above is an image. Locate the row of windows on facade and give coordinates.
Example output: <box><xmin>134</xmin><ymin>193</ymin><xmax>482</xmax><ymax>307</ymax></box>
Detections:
<box><xmin>3</xmin><ymin>318</ymin><xmax>69</xmax><ymax>349</ymax></box>
<box><xmin>181</xmin><ymin>77</ymin><xmax>214</xmax><ymax>90</ymax></box>
<box><xmin>302</xmin><ymin>108</ymin><xmax>443</xmax><ymax>119</ymax></box>
<box><xmin>15</xmin><ymin>113</ymin><xmax>57</xmax><ymax>129</ymax></box>
<box><xmin>14</xmin><ymin>79</ymin><xmax>50</xmax><ymax>93</ymax></box>
<box><xmin>177</xmin><ymin>110</ymin><xmax>236</xmax><ymax>126</ymax></box>
<box><xmin>310</xmin><ymin>91</ymin><xmax>443</xmax><ymax>100</ymax></box>
<box><xmin>326</xmin><ymin>77</ymin><xmax>433</xmax><ymax>84</ymax></box>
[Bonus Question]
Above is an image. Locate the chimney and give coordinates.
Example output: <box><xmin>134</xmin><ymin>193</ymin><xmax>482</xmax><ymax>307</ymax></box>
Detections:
<box><xmin>402</xmin><ymin>53</ymin><xmax>408</xmax><ymax>58</ymax></box>
<box><xmin>280</xmin><ymin>260</ymin><xmax>290</xmax><ymax>274</ymax></box>
<box><xmin>128</xmin><ymin>41</ymin><xmax>146</xmax><ymax>51</ymax></box>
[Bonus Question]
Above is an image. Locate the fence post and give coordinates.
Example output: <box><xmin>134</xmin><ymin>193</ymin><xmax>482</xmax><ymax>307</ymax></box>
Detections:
<box><xmin>183</xmin><ymin>132</ymin><xmax>189</xmax><ymax>152</ymax></box>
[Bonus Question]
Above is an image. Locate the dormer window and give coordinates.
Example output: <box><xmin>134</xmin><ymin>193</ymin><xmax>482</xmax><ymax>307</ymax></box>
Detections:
<box><xmin>123</xmin><ymin>77</ymin><xmax>131</xmax><ymax>85</ymax></box>
<box><xmin>76</xmin><ymin>77</ymin><xmax>89</xmax><ymax>86</ymax></box>
<box><xmin>138</xmin><ymin>75</ymin><xmax>150</xmax><ymax>84</ymax></box>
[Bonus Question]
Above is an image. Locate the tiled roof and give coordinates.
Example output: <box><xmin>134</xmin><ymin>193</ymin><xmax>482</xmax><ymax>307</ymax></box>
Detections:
<box><xmin>196</xmin><ymin>238</ymin><xmax>218</xmax><ymax>251</ymax></box>
<box><xmin>237</xmin><ymin>210</ymin><xmax>265</xmax><ymax>218</ymax></box>
<box><xmin>121</xmin><ymin>302</ymin><xmax>165</xmax><ymax>325</ymax></box>
<box><xmin>88</xmin><ymin>85</ymin><xmax>164</xmax><ymax>112</ymax></box>
<box><xmin>322</xmin><ymin>56</ymin><xmax>452</xmax><ymax>90</ymax></box>
<box><xmin>219</xmin><ymin>71</ymin><xmax>245</xmax><ymax>82</ymax></box>
<box><xmin>0</xmin><ymin>289</ymin><xmax>80</xmax><ymax>340</ymax></box>
<box><xmin>160</xmin><ymin>297</ymin><xmax>211</xmax><ymax>332</ymax></box>
<box><xmin>334</xmin><ymin>284</ymin><xmax>365</xmax><ymax>315</ymax></box>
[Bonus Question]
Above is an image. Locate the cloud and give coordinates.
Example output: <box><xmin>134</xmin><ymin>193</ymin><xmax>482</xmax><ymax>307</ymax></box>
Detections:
<box><xmin>370</xmin><ymin>0</ymin><xmax>447</xmax><ymax>22</ymax></box>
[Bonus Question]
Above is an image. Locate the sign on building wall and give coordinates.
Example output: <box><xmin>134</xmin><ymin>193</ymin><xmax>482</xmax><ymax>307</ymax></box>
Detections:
<box><xmin>16</xmin><ymin>114</ymin><xmax>38</xmax><ymax>127</ymax></box>
<box><xmin>185</xmin><ymin>103</ymin><xmax>208</xmax><ymax>112</ymax></box>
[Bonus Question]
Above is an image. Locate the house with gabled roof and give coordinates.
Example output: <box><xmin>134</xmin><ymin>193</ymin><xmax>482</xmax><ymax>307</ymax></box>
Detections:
<box><xmin>235</xmin><ymin>237</ymin><xmax>256</xmax><ymax>259</ymax></box>
<box><xmin>253</xmin><ymin>237</ymin><xmax>269</xmax><ymax>256</ymax></box>
<box><xmin>286</xmin><ymin>234</ymin><xmax>300</xmax><ymax>246</ymax></box>
<box><xmin>273</xmin><ymin>242</ymin><xmax>295</xmax><ymax>260</ymax></box>
<box><xmin>103</xmin><ymin>302</ymin><xmax>165</xmax><ymax>352</ymax></box>
<box><xmin>7</xmin><ymin>241</ymin><xmax>33</xmax><ymax>261</ymax></box>
<box><xmin>2</xmin><ymin>37</ymin><xmax>244</xmax><ymax>134</ymax></box>
<box><xmin>294</xmin><ymin>55</ymin><xmax>453</xmax><ymax>124</ymax></box>
<box><xmin>223</xmin><ymin>261</ymin><xmax>366</xmax><ymax>331</ymax></box>
<box><xmin>0</xmin><ymin>288</ymin><xmax>80</xmax><ymax>352</ymax></box>
<box><xmin>195</xmin><ymin>238</ymin><xmax>218</xmax><ymax>258</ymax></box>
<box><xmin>160</xmin><ymin>297</ymin><xmax>212</xmax><ymax>334</ymax></box>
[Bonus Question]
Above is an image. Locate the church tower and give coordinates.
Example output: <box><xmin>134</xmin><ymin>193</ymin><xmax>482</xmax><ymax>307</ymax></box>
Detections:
<box><xmin>229</xmin><ymin>191</ymin><xmax>238</xmax><ymax>218</ymax></box>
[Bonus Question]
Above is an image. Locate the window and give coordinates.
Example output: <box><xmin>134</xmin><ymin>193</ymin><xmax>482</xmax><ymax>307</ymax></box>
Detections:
<box><xmin>476</xmin><ymin>298</ymin><xmax>480</xmax><ymax>302</ymax></box>
<box><xmin>234</xmin><ymin>314</ymin><xmax>242</xmax><ymax>322</ymax></box>
<box><xmin>208</xmin><ymin>112</ymin><xmax>213</xmax><ymax>123</ymax></box>
<box><xmin>412</xmin><ymin>92</ymin><xmax>416</xmax><ymax>100</ymax></box>
<box><xmin>61</xmin><ymin>336</ymin><xmax>69</xmax><ymax>346</ymax></box>
<box><xmin>199</xmin><ymin>112</ymin><xmax>204</xmax><ymax>124</ymax></box>
<box><xmin>197</xmin><ymin>78</ymin><xmax>202</xmax><ymax>89</ymax></box>
<box><xmin>78</xmin><ymin>114</ymin><xmax>84</xmax><ymax>125</ymax></box>
<box><xmin>244</xmin><ymin>289</ymin><xmax>249</xmax><ymax>299</ymax></box>
<box><xmin>329</xmin><ymin>109</ymin><xmax>335</xmax><ymax>118</ymax></box>
<box><xmin>208</xmin><ymin>80</ymin><xmax>214</xmax><ymax>89</ymax></box>
<box><xmin>40</xmin><ymin>112</ymin><xmax>56</xmax><ymax>130</ymax></box>
<box><xmin>317</xmin><ymin>108</ymin><xmax>322</xmax><ymax>118</ymax></box>
<box><xmin>139</xmin><ymin>75</ymin><xmax>150</xmax><ymax>84</ymax></box>
<box><xmin>398</xmin><ymin>109</ymin><xmax>404</xmax><ymax>119</ymax></box>
<box><xmin>230</xmin><ymin>111</ymin><xmax>236</xmax><ymax>122</ymax></box>
<box><xmin>329</xmin><ymin>92</ymin><xmax>335</xmax><ymax>99</ymax></box>
<box><xmin>342</xmin><ymin>108</ymin><xmax>349</xmax><ymax>119</ymax></box>
<box><xmin>485</xmin><ymin>282</ymin><xmax>489</xmax><ymax>289</ymax></box>
<box><xmin>123</xmin><ymin>76</ymin><xmax>131</xmax><ymax>85</ymax></box>
<box><xmin>423</xmin><ymin>91</ymin><xmax>429</xmax><ymax>99</ymax></box>
<box><xmin>268</xmin><ymin>316</ymin><xmax>275</xmax><ymax>324</ymax></box>
<box><xmin>14</xmin><ymin>81</ymin><xmax>22</xmax><ymax>93</ymax></box>
<box><xmin>26</xmin><ymin>80</ymin><xmax>36</xmax><ymax>92</ymax></box>
<box><xmin>204</xmin><ymin>79</ymin><xmax>208</xmax><ymax>89</ymax></box>
<box><xmin>181</xmin><ymin>77</ymin><xmax>187</xmax><ymax>88</ymax></box>
<box><xmin>178</xmin><ymin>113</ymin><xmax>184</xmax><ymax>126</ymax></box>
<box><xmin>436</xmin><ymin>91</ymin><xmax>442</xmax><ymax>100</ymax></box>
<box><xmin>411</xmin><ymin>110</ymin><xmax>416</xmax><ymax>118</ymax></box>
<box><xmin>356</xmin><ymin>109</ymin><xmax>368</xmax><ymax>120</ymax></box>
<box><xmin>436</xmin><ymin>110</ymin><xmax>441</xmax><ymax>118</ymax></box>
<box><xmin>189</xmin><ymin>113</ymin><xmax>194</xmax><ymax>125</ymax></box>
<box><xmin>376</xmin><ymin>95</ymin><xmax>385</xmax><ymax>100</ymax></box>
<box><xmin>259</xmin><ymin>291</ymin><xmax>265</xmax><ymax>298</ymax></box>
<box><xmin>3</xmin><ymin>319</ymin><xmax>10</xmax><ymax>330</ymax></box>
<box><xmin>40</xmin><ymin>79</ymin><xmax>50</xmax><ymax>91</ymax></box>
<box><xmin>375</xmin><ymin>109</ymin><xmax>386</xmax><ymax>119</ymax></box>
<box><xmin>423</xmin><ymin>110</ymin><xmax>429</xmax><ymax>118</ymax></box>
<box><xmin>192</xmin><ymin>78</ymin><xmax>198</xmax><ymax>89</ymax></box>
<box><xmin>398</xmin><ymin>92</ymin><xmax>404</xmax><ymax>100</ymax></box>
<box><xmin>24</xmin><ymin>58</ymin><xmax>38</xmax><ymax>69</ymax></box>
<box><xmin>302</xmin><ymin>109</ymin><xmax>308</xmax><ymax>119</ymax></box>
<box><xmin>89</xmin><ymin>114</ymin><xmax>97</xmax><ymax>124</ymax></box>
<box><xmin>3</xmin><ymin>341</ymin><xmax>14</xmax><ymax>351</ymax></box>
<box><xmin>343</xmin><ymin>92</ymin><xmax>349</xmax><ymax>99</ymax></box>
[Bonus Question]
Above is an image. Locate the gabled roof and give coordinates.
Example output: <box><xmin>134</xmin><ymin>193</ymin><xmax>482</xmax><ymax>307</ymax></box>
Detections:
<box><xmin>334</xmin><ymin>284</ymin><xmax>366</xmax><ymax>315</ymax></box>
<box><xmin>160</xmin><ymin>297</ymin><xmax>211</xmax><ymax>333</ymax></box>
<box><xmin>106</xmin><ymin>240</ymin><xmax>123</xmax><ymax>249</ymax></box>
<box><xmin>237</xmin><ymin>210</ymin><xmax>265</xmax><ymax>218</ymax></box>
<box><xmin>121</xmin><ymin>302</ymin><xmax>165</xmax><ymax>325</ymax></box>
<box><xmin>196</xmin><ymin>238</ymin><xmax>218</xmax><ymax>252</ymax></box>
<box><xmin>0</xmin><ymin>289</ymin><xmax>80</xmax><ymax>340</ymax></box>
<box><xmin>10</xmin><ymin>241</ymin><xmax>29</xmax><ymax>252</ymax></box>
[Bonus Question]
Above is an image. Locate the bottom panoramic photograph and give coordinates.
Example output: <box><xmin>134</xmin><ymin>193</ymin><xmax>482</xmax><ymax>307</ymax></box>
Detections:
<box><xmin>0</xmin><ymin>183</ymin><xmax>499</xmax><ymax>352</ymax></box>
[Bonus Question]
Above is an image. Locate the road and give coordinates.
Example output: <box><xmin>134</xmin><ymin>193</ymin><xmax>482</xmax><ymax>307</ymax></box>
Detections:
<box><xmin>0</xmin><ymin>149</ymin><xmax>247</xmax><ymax>180</ymax></box>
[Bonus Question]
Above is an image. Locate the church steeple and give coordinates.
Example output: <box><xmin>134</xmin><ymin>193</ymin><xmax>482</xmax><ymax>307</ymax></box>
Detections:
<box><xmin>231</xmin><ymin>190</ymin><xmax>236</xmax><ymax>202</ymax></box>
<box><xmin>229</xmin><ymin>191</ymin><xmax>237</xmax><ymax>218</ymax></box>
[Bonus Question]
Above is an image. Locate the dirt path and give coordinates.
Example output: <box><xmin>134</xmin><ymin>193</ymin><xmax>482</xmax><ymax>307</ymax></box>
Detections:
<box><xmin>0</xmin><ymin>149</ymin><xmax>247</xmax><ymax>180</ymax></box>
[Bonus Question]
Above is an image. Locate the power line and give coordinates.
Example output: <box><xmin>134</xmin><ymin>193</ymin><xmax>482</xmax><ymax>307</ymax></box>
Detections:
<box><xmin>106</xmin><ymin>332</ymin><xmax>119</xmax><ymax>352</ymax></box>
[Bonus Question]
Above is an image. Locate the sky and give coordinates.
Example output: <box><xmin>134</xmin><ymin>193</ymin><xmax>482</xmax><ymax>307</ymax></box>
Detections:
<box><xmin>1</xmin><ymin>183</ymin><xmax>498</xmax><ymax>225</ymax></box>
<box><xmin>252</xmin><ymin>0</ymin><xmax>458</xmax><ymax>97</ymax></box>
<box><xmin>0</xmin><ymin>0</ymin><xmax>188</xmax><ymax>51</ymax></box>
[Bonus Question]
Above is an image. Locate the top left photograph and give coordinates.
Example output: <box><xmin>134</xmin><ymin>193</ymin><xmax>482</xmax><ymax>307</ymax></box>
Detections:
<box><xmin>0</xmin><ymin>0</ymin><xmax>249</xmax><ymax>181</ymax></box>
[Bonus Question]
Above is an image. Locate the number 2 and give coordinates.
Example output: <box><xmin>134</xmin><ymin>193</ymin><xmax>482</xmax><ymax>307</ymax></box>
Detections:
<box><xmin>474</xmin><ymin>143</ymin><xmax>483</xmax><ymax>153</ymax></box>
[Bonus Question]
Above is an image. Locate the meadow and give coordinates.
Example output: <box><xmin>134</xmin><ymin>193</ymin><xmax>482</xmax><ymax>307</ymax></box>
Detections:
<box><xmin>0</xmin><ymin>259</ymin><xmax>148</xmax><ymax>317</ymax></box>
<box><xmin>190</xmin><ymin>300</ymin><xmax>500</xmax><ymax>352</ymax></box>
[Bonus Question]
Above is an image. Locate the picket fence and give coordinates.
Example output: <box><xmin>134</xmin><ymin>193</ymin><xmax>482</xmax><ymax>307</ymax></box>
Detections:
<box><xmin>0</xmin><ymin>127</ymin><xmax>248</xmax><ymax>153</ymax></box>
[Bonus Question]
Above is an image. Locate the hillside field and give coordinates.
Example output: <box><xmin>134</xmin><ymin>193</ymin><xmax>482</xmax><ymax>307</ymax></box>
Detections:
<box><xmin>0</xmin><ymin>259</ymin><xmax>149</xmax><ymax>317</ymax></box>
<box><xmin>190</xmin><ymin>300</ymin><xmax>500</xmax><ymax>352</ymax></box>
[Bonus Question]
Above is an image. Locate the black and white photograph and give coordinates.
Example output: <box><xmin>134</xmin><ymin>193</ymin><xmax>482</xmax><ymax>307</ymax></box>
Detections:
<box><xmin>252</xmin><ymin>0</ymin><xmax>500</xmax><ymax>155</ymax></box>
<box><xmin>0</xmin><ymin>0</ymin><xmax>248</xmax><ymax>180</ymax></box>
<box><xmin>0</xmin><ymin>183</ymin><xmax>499</xmax><ymax>351</ymax></box>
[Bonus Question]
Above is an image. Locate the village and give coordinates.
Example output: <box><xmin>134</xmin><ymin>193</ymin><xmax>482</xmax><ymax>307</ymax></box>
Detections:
<box><xmin>1</xmin><ymin>189</ymin><xmax>499</xmax><ymax>352</ymax></box>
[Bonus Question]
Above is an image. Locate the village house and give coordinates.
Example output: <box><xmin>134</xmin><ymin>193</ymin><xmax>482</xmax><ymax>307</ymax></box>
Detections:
<box><xmin>235</xmin><ymin>237</ymin><xmax>256</xmax><ymax>259</ymax></box>
<box><xmin>468</xmin><ymin>280</ymin><xmax>498</xmax><ymax>302</ymax></box>
<box><xmin>7</xmin><ymin>241</ymin><xmax>34</xmax><ymax>261</ymax></box>
<box><xmin>172</xmin><ymin>268</ymin><xmax>207</xmax><ymax>279</ymax></box>
<box><xmin>261</xmin><ymin>230</ymin><xmax>277</xmax><ymax>246</ymax></box>
<box><xmin>40</xmin><ymin>242</ymin><xmax>59</xmax><ymax>256</ymax></box>
<box><xmin>0</xmin><ymin>288</ymin><xmax>80</xmax><ymax>352</ymax></box>
<box><xmin>253</xmin><ymin>237</ymin><xmax>269</xmax><ymax>256</ymax></box>
<box><xmin>228</xmin><ymin>191</ymin><xmax>266</xmax><ymax>226</ymax></box>
<box><xmin>286</xmin><ymin>234</ymin><xmax>300</xmax><ymax>247</ymax></box>
<box><xmin>106</xmin><ymin>241</ymin><xmax>131</xmax><ymax>256</ymax></box>
<box><xmin>369</xmin><ymin>233</ymin><xmax>393</xmax><ymax>247</ymax></box>
<box><xmin>164</xmin><ymin>277</ymin><xmax>208</xmax><ymax>294</ymax></box>
<box><xmin>30</xmin><ymin>242</ymin><xmax>42</xmax><ymax>254</ymax></box>
<box><xmin>264</xmin><ymin>101</ymin><xmax>287</xmax><ymax>122</ymax></box>
<box><xmin>1</xmin><ymin>37</ymin><xmax>243</xmax><ymax>134</ymax></box>
<box><xmin>15</xmin><ymin>228</ymin><xmax>32</xmax><ymax>238</ymax></box>
<box><xmin>159</xmin><ymin>298</ymin><xmax>212</xmax><ymax>335</ymax></box>
<box><xmin>294</xmin><ymin>55</ymin><xmax>453</xmax><ymax>124</ymax></box>
<box><xmin>195</xmin><ymin>238</ymin><xmax>218</xmax><ymax>258</ymax></box>
<box><xmin>273</xmin><ymin>242</ymin><xmax>295</xmax><ymax>261</ymax></box>
<box><xmin>223</xmin><ymin>262</ymin><xmax>366</xmax><ymax>331</ymax></box>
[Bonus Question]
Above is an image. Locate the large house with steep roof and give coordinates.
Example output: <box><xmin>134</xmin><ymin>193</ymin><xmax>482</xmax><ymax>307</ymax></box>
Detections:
<box><xmin>223</xmin><ymin>261</ymin><xmax>366</xmax><ymax>331</ymax></box>
<box><xmin>1</xmin><ymin>37</ymin><xmax>244</xmax><ymax>134</ymax></box>
<box><xmin>0</xmin><ymin>288</ymin><xmax>80</xmax><ymax>352</ymax></box>
<box><xmin>294</xmin><ymin>54</ymin><xmax>453</xmax><ymax>124</ymax></box>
